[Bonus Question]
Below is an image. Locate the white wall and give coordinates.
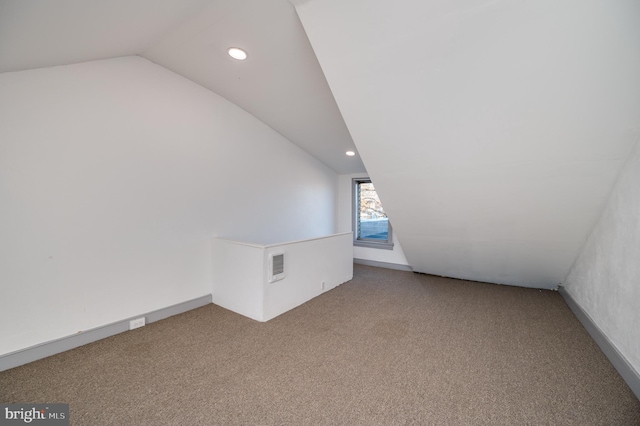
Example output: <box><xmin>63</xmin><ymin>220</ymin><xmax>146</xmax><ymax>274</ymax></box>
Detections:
<box><xmin>337</xmin><ymin>174</ymin><xmax>409</xmax><ymax>267</ymax></box>
<box><xmin>0</xmin><ymin>56</ymin><xmax>338</xmax><ymax>356</ymax></box>
<box><xmin>212</xmin><ymin>233</ymin><xmax>353</xmax><ymax>322</ymax></box>
<box><xmin>297</xmin><ymin>0</ymin><xmax>640</xmax><ymax>288</ymax></box>
<box><xmin>563</xmin><ymin>143</ymin><xmax>640</xmax><ymax>375</ymax></box>
<box><xmin>211</xmin><ymin>239</ymin><xmax>265</xmax><ymax>322</ymax></box>
<box><xmin>264</xmin><ymin>233</ymin><xmax>353</xmax><ymax>321</ymax></box>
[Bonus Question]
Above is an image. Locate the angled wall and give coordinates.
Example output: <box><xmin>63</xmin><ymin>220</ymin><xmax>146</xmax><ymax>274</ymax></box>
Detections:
<box><xmin>0</xmin><ymin>56</ymin><xmax>338</xmax><ymax>357</ymax></box>
<box><xmin>295</xmin><ymin>0</ymin><xmax>640</xmax><ymax>288</ymax></box>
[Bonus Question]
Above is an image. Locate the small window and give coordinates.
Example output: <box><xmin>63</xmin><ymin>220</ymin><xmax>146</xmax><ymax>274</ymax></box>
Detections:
<box><xmin>353</xmin><ymin>178</ymin><xmax>394</xmax><ymax>250</ymax></box>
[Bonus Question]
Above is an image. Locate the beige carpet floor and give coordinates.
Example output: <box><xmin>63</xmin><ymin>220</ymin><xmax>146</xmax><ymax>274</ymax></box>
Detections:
<box><xmin>1</xmin><ymin>264</ymin><xmax>639</xmax><ymax>425</ymax></box>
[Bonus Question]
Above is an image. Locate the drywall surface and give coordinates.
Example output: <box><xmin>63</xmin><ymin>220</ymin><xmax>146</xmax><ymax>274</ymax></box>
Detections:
<box><xmin>0</xmin><ymin>56</ymin><xmax>338</xmax><ymax>356</ymax></box>
<box><xmin>337</xmin><ymin>174</ymin><xmax>409</xmax><ymax>267</ymax></box>
<box><xmin>211</xmin><ymin>239</ymin><xmax>265</xmax><ymax>322</ymax></box>
<box><xmin>563</xmin><ymin>144</ymin><xmax>640</xmax><ymax>375</ymax></box>
<box><xmin>264</xmin><ymin>232</ymin><xmax>353</xmax><ymax>321</ymax></box>
<box><xmin>212</xmin><ymin>233</ymin><xmax>352</xmax><ymax>322</ymax></box>
<box><xmin>296</xmin><ymin>0</ymin><xmax>640</xmax><ymax>288</ymax></box>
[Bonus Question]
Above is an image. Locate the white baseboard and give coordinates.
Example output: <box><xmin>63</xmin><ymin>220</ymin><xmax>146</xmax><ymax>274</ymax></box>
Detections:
<box><xmin>353</xmin><ymin>258</ymin><xmax>413</xmax><ymax>272</ymax></box>
<box><xmin>559</xmin><ymin>287</ymin><xmax>640</xmax><ymax>400</ymax></box>
<box><xmin>0</xmin><ymin>295</ymin><xmax>212</xmax><ymax>372</ymax></box>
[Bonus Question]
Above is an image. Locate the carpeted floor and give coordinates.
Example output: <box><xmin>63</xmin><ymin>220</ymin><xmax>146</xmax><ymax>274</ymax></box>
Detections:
<box><xmin>1</xmin><ymin>264</ymin><xmax>639</xmax><ymax>425</ymax></box>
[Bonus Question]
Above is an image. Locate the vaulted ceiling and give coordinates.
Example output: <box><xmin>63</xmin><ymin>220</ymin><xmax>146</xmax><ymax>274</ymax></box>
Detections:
<box><xmin>0</xmin><ymin>0</ymin><xmax>365</xmax><ymax>174</ymax></box>
<box><xmin>2</xmin><ymin>0</ymin><xmax>639</xmax><ymax>288</ymax></box>
<box><xmin>295</xmin><ymin>0</ymin><xmax>640</xmax><ymax>287</ymax></box>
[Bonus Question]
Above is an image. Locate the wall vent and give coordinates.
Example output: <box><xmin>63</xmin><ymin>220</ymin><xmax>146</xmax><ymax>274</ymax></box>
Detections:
<box><xmin>269</xmin><ymin>252</ymin><xmax>285</xmax><ymax>282</ymax></box>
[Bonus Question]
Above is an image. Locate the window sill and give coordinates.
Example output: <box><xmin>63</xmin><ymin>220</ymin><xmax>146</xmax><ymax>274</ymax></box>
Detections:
<box><xmin>354</xmin><ymin>240</ymin><xmax>395</xmax><ymax>250</ymax></box>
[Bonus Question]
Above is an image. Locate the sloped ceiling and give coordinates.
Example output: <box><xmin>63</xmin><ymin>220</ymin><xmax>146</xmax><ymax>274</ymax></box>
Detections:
<box><xmin>295</xmin><ymin>0</ymin><xmax>640</xmax><ymax>288</ymax></box>
<box><xmin>0</xmin><ymin>0</ymin><xmax>365</xmax><ymax>174</ymax></box>
<box><xmin>0</xmin><ymin>0</ymin><xmax>211</xmax><ymax>72</ymax></box>
<box><xmin>143</xmin><ymin>0</ymin><xmax>364</xmax><ymax>174</ymax></box>
<box><xmin>4</xmin><ymin>0</ymin><xmax>640</xmax><ymax>289</ymax></box>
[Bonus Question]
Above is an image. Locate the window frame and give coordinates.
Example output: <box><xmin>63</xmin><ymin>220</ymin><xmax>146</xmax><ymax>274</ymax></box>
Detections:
<box><xmin>352</xmin><ymin>178</ymin><xmax>394</xmax><ymax>250</ymax></box>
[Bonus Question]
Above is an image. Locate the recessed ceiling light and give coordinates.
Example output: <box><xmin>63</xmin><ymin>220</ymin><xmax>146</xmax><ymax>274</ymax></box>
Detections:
<box><xmin>228</xmin><ymin>47</ymin><xmax>247</xmax><ymax>60</ymax></box>
<box><xmin>346</xmin><ymin>151</ymin><xmax>356</xmax><ymax>156</ymax></box>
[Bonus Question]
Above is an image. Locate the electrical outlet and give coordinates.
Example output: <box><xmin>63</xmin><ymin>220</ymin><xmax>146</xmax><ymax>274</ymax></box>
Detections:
<box><xmin>129</xmin><ymin>317</ymin><xmax>145</xmax><ymax>330</ymax></box>
<box><xmin>321</xmin><ymin>281</ymin><xmax>326</xmax><ymax>291</ymax></box>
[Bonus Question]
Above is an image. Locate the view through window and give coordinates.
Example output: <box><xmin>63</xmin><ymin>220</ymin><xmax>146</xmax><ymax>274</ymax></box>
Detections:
<box><xmin>354</xmin><ymin>179</ymin><xmax>393</xmax><ymax>249</ymax></box>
